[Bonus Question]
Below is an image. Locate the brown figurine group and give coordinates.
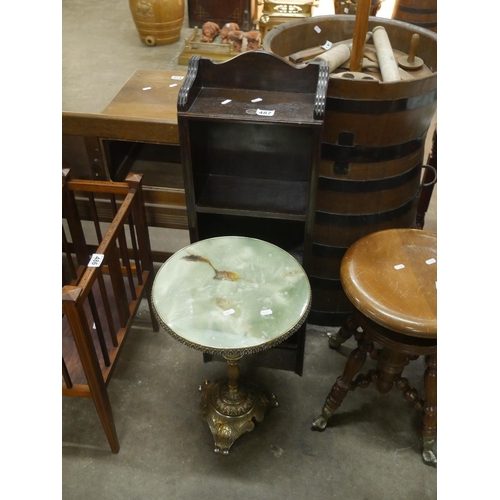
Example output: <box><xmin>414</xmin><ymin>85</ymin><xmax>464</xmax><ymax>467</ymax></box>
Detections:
<box><xmin>220</xmin><ymin>22</ymin><xmax>239</xmax><ymax>43</ymax></box>
<box><xmin>246</xmin><ymin>31</ymin><xmax>261</xmax><ymax>51</ymax></box>
<box><xmin>200</xmin><ymin>21</ymin><xmax>261</xmax><ymax>52</ymax></box>
<box><xmin>200</xmin><ymin>21</ymin><xmax>220</xmax><ymax>42</ymax></box>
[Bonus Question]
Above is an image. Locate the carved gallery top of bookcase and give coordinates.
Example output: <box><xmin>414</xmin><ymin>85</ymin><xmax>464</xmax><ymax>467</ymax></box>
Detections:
<box><xmin>177</xmin><ymin>50</ymin><xmax>328</xmax><ymax>122</ymax></box>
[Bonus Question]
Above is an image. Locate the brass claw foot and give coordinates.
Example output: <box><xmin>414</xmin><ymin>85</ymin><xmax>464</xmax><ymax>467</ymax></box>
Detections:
<box><xmin>213</xmin><ymin>420</ymin><xmax>255</xmax><ymax>455</ymax></box>
<box><xmin>327</xmin><ymin>330</ymin><xmax>346</xmax><ymax>349</ymax></box>
<box><xmin>311</xmin><ymin>407</ymin><xmax>332</xmax><ymax>431</ymax></box>
<box><xmin>311</xmin><ymin>415</ymin><xmax>328</xmax><ymax>430</ymax></box>
<box><xmin>422</xmin><ymin>436</ymin><xmax>437</xmax><ymax>466</ymax></box>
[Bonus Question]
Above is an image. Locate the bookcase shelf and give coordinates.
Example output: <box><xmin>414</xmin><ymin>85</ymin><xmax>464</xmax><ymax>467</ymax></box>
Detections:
<box><xmin>195</xmin><ymin>175</ymin><xmax>308</xmax><ymax>220</ymax></box>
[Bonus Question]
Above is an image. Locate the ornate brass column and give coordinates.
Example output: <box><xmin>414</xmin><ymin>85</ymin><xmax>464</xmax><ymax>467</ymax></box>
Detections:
<box><xmin>199</xmin><ymin>353</ymin><xmax>279</xmax><ymax>454</ymax></box>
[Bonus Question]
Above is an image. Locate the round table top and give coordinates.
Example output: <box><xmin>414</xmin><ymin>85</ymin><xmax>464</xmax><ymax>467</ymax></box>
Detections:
<box><xmin>340</xmin><ymin>229</ymin><xmax>437</xmax><ymax>337</ymax></box>
<box><xmin>151</xmin><ymin>236</ymin><xmax>311</xmax><ymax>356</ymax></box>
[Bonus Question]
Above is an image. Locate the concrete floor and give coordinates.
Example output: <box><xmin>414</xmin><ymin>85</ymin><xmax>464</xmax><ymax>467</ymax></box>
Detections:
<box><xmin>62</xmin><ymin>1</ymin><xmax>438</xmax><ymax>498</ymax></box>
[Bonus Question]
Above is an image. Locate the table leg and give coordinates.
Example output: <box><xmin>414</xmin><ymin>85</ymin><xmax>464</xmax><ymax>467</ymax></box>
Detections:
<box><xmin>199</xmin><ymin>353</ymin><xmax>279</xmax><ymax>454</ymax></box>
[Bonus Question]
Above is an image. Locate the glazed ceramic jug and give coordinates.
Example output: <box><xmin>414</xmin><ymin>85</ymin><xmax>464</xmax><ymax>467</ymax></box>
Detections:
<box><xmin>129</xmin><ymin>0</ymin><xmax>185</xmax><ymax>46</ymax></box>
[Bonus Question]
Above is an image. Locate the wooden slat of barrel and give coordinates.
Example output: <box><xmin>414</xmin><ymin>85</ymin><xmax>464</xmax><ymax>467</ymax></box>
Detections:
<box><xmin>392</xmin><ymin>0</ymin><xmax>437</xmax><ymax>33</ymax></box>
<box><xmin>313</xmin><ymin>203</ymin><xmax>418</xmax><ymax>248</ymax></box>
<box><xmin>316</xmin><ymin>152</ymin><xmax>423</xmax><ymax>215</ymax></box>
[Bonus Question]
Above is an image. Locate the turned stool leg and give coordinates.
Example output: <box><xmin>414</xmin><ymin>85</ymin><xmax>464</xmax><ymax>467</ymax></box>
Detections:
<box><xmin>375</xmin><ymin>348</ymin><xmax>409</xmax><ymax>394</ymax></box>
<box><xmin>328</xmin><ymin>314</ymin><xmax>358</xmax><ymax>349</ymax></box>
<box><xmin>312</xmin><ymin>333</ymin><xmax>374</xmax><ymax>430</ymax></box>
<box><xmin>421</xmin><ymin>354</ymin><xmax>437</xmax><ymax>466</ymax></box>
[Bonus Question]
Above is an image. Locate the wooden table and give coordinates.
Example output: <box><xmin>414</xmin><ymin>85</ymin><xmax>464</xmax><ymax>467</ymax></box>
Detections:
<box><xmin>62</xmin><ymin>70</ymin><xmax>188</xmax><ymax>237</ymax></box>
<box><xmin>151</xmin><ymin>236</ymin><xmax>311</xmax><ymax>454</ymax></box>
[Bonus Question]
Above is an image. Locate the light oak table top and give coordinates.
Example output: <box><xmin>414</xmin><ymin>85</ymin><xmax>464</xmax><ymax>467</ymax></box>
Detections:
<box><xmin>63</xmin><ymin>69</ymin><xmax>187</xmax><ymax>144</ymax></box>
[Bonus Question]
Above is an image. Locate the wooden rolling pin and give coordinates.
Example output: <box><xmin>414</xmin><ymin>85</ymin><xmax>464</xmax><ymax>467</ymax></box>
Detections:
<box><xmin>313</xmin><ymin>33</ymin><xmax>372</xmax><ymax>73</ymax></box>
<box><xmin>288</xmin><ymin>37</ymin><xmax>356</xmax><ymax>64</ymax></box>
<box><xmin>313</xmin><ymin>44</ymin><xmax>351</xmax><ymax>73</ymax></box>
<box><xmin>372</xmin><ymin>25</ymin><xmax>401</xmax><ymax>82</ymax></box>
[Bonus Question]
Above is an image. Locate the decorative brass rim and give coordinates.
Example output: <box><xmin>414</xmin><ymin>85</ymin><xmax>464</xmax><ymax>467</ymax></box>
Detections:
<box><xmin>151</xmin><ymin>288</ymin><xmax>311</xmax><ymax>357</ymax></box>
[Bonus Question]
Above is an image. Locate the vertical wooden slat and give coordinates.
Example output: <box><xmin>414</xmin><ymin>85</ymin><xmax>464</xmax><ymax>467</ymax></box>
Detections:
<box><xmin>62</xmin><ymin>226</ymin><xmax>77</xmax><ymax>282</ymax></box>
<box><xmin>63</xmin><ymin>170</ymin><xmax>90</xmax><ymax>267</ymax></box>
<box><xmin>126</xmin><ymin>175</ymin><xmax>152</xmax><ymax>277</ymax></box>
<box><xmin>126</xmin><ymin>173</ymin><xmax>159</xmax><ymax>332</ymax></box>
<box><xmin>120</xmin><ymin>231</ymin><xmax>137</xmax><ymax>301</ymax></box>
<box><xmin>111</xmin><ymin>194</ymin><xmax>137</xmax><ymax>300</ymax></box>
<box><xmin>62</xmin><ymin>358</ymin><xmax>73</xmax><ymax>389</ymax></box>
<box><xmin>128</xmin><ymin>213</ymin><xmax>143</xmax><ymax>285</ymax></box>
<box><xmin>88</xmin><ymin>192</ymin><xmax>103</xmax><ymax>241</ymax></box>
<box><xmin>96</xmin><ymin>270</ymin><xmax>118</xmax><ymax>347</ymax></box>
<box><xmin>107</xmin><ymin>241</ymin><xmax>130</xmax><ymax>328</ymax></box>
<box><xmin>87</xmin><ymin>288</ymin><xmax>111</xmax><ymax>367</ymax></box>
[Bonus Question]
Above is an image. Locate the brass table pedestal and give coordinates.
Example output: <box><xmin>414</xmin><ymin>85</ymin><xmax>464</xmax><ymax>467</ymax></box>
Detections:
<box><xmin>200</xmin><ymin>354</ymin><xmax>278</xmax><ymax>454</ymax></box>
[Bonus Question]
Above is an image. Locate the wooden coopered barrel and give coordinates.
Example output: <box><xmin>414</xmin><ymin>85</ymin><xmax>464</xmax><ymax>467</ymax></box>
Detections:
<box><xmin>129</xmin><ymin>0</ymin><xmax>185</xmax><ymax>46</ymax></box>
<box><xmin>392</xmin><ymin>0</ymin><xmax>437</xmax><ymax>33</ymax></box>
<box><xmin>263</xmin><ymin>16</ymin><xmax>437</xmax><ymax>326</ymax></box>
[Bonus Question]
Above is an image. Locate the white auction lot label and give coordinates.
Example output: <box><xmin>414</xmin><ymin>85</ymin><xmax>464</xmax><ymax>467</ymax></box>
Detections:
<box><xmin>88</xmin><ymin>254</ymin><xmax>104</xmax><ymax>267</ymax></box>
<box><xmin>256</xmin><ymin>109</ymin><xmax>275</xmax><ymax>116</ymax></box>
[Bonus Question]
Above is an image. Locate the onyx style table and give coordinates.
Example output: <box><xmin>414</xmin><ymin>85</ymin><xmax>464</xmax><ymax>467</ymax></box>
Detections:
<box><xmin>151</xmin><ymin>236</ymin><xmax>311</xmax><ymax>454</ymax></box>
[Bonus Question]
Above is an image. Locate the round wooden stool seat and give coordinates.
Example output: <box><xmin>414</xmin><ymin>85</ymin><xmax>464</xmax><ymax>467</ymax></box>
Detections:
<box><xmin>340</xmin><ymin>229</ymin><xmax>437</xmax><ymax>337</ymax></box>
<box><xmin>313</xmin><ymin>229</ymin><xmax>438</xmax><ymax>466</ymax></box>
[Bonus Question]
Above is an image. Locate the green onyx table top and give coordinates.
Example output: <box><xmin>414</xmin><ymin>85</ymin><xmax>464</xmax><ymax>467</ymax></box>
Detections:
<box><xmin>151</xmin><ymin>236</ymin><xmax>311</xmax><ymax>356</ymax></box>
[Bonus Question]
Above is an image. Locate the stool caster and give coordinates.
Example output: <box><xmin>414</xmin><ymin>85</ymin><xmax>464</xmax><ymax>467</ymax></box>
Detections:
<box><xmin>328</xmin><ymin>314</ymin><xmax>357</xmax><ymax>349</ymax></box>
<box><xmin>422</xmin><ymin>437</ymin><xmax>437</xmax><ymax>466</ymax></box>
<box><xmin>311</xmin><ymin>406</ymin><xmax>333</xmax><ymax>431</ymax></box>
